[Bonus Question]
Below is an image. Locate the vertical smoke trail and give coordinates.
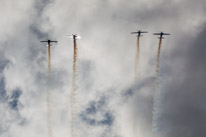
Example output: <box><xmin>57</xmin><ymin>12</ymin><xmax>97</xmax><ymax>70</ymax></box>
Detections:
<box><xmin>134</xmin><ymin>35</ymin><xmax>140</xmax><ymax>81</ymax></box>
<box><xmin>47</xmin><ymin>43</ymin><xmax>53</xmax><ymax>137</ymax></box>
<box><xmin>71</xmin><ymin>37</ymin><xmax>78</xmax><ymax>137</ymax></box>
<box><xmin>152</xmin><ymin>38</ymin><xmax>162</xmax><ymax>137</ymax></box>
<box><xmin>156</xmin><ymin>39</ymin><xmax>162</xmax><ymax>76</ymax></box>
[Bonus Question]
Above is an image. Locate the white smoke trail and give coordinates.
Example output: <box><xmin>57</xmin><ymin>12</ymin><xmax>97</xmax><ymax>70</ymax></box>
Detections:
<box><xmin>47</xmin><ymin>44</ymin><xmax>53</xmax><ymax>137</ymax></box>
<box><xmin>71</xmin><ymin>38</ymin><xmax>78</xmax><ymax>137</ymax></box>
<box><xmin>152</xmin><ymin>38</ymin><xmax>162</xmax><ymax>137</ymax></box>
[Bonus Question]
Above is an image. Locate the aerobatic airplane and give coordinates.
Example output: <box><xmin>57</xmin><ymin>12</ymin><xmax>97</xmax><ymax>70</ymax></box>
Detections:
<box><xmin>40</xmin><ymin>39</ymin><xmax>57</xmax><ymax>45</ymax></box>
<box><xmin>131</xmin><ymin>30</ymin><xmax>148</xmax><ymax>36</ymax></box>
<box><xmin>67</xmin><ymin>34</ymin><xmax>81</xmax><ymax>40</ymax></box>
<box><xmin>153</xmin><ymin>32</ymin><xmax>170</xmax><ymax>39</ymax></box>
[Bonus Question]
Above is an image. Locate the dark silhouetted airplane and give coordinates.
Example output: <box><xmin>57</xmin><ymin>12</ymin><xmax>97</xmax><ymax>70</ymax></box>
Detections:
<box><xmin>40</xmin><ymin>39</ymin><xmax>57</xmax><ymax>45</ymax></box>
<box><xmin>153</xmin><ymin>32</ymin><xmax>170</xmax><ymax>39</ymax></box>
<box><xmin>131</xmin><ymin>30</ymin><xmax>148</xmax><ymax>36</ymax></box>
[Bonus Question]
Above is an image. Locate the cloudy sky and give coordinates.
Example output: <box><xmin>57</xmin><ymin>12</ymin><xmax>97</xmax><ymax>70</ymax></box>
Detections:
<box><xmin>0</xmin><ymin>0</ymin><xmax>206</xmax><ymax>137</ymax></box>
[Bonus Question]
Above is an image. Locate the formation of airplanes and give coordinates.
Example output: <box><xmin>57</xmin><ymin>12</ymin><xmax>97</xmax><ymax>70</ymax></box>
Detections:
<box><xmin>40</xmin><ymin>31</ymin><xmax>170</xmax><ymax>45</ymax></box>
<box><xmin>131</xmin><ymin>30</ymin><xmax>170</xmax><ymax>40</ymax></box>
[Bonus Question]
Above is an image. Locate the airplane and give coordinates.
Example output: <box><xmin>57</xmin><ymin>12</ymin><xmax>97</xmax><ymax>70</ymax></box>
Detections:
<box><xmin>131</xmin><ymin>30</ymin><xmax>148</xmax><ymax>36</ymax></box>
<box><xmin>67</xmin><ymin>34</ymin><xmax>81</xmax><ymax>40</ymax></box>
<box><xmin>72</xmin><ymin>34</ymin><xmax>78</xmax><ymax>40</ymax></box>
<box><xmin>153</xmin><ymin>32</ymin><xmax>170</xmax><ymax>39</ymax></box>
<box><xmin>40</xmin><ymin>39</ymin><xmax>57</xmax><ymax>45</ymax></box>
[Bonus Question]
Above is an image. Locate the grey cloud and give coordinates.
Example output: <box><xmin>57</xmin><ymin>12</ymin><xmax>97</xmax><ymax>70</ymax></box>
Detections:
<box><xmin>122</xmin><ymin>77</ymin><xmax>155</xmax><ymax>98</ymax></box>
<box><xmin>0</xmin><ymin>78</ymin><xmax>7</xmax><ymax>103</ymax></box>
<box><xmin>79</xmin><ymin>59</ymin><xmax>95</xmax><ymax>91</ymax></box>
<box><xmin>159</xmin><ymin>25</ymin><xmax>206</xmax><ymax>137</ymax></box>
<box><xmin>0</xmin><ymin>56</ymin><xmax>9</xmax><ymax>103</ymax></box>
<box><xmin>8</xmin><ymin>88</ymin><xmax>22</xmax><ymax>110</ymax></box>
<box><xmin>80</xmin><ymin>96</ymin><xmax>114</xmax><ymax>127</ymax></box>
<box><xmin>29</xmin><ymin>0</ymin><xmax>52</xmax><ymax>40</ymax></box>
<box><xmin>34</xmin><ymin>0</ymin><xmax>52</xmax><ymax>14</ymax></box>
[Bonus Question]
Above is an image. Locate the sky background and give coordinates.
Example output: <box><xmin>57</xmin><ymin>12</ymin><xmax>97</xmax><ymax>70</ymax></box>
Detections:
<box><xmin>0</xmin><ymin>0</ymin><xmax>206</xmax><ymax>137</ymax></box>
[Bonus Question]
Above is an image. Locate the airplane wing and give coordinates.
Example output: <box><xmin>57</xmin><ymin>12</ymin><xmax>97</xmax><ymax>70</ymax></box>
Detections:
<box><xmin>50</xmin><ymin>41</ymin><xmax>58</xmax><ymax>42</ymax></box>
<box><xmin>131</xmin><ymin>32</ymin><xmax>138</xmax><ymax>34</ymax></box>
<box><xmin>163</xmin><ymin>33</ymin><xmax>170</xmax><ymax>35</ymax></box>
<box><xmin>40</xmin><ymin>41</ymin><xmax>48</xmax><ymax>42</ymax></box>
<box><xmin>141</xmin><ymin>31</ymin><xmax>148</xmax><ymax>33</ymax></box>
<box><xmin>153</xmin><ymin>33</ymin><xmax>161</xmax><ymax>35</ymax></box>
